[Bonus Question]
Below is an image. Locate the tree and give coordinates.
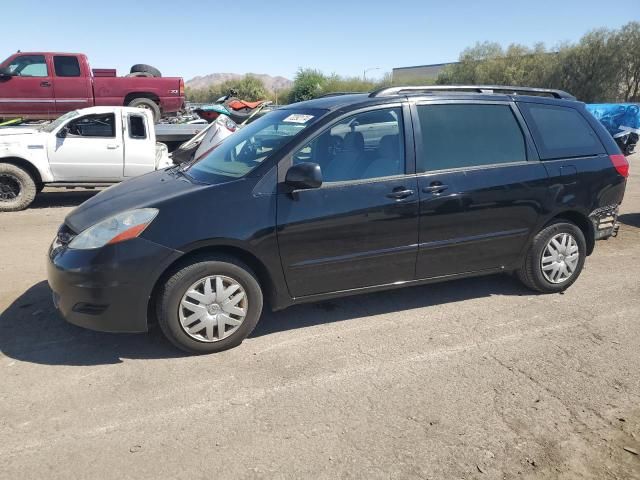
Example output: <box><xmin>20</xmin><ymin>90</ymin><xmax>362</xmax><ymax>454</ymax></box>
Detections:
<box><xmin>556</xmin><ymin>29</ymin><xmax>621</xmax><ymax>102</ymax></box>
<box><xmin>288</xmin><ymin>68</ymin><xmax>326</xmax><ymax>103</ymax></box>
<box><xmin>435</xmin><ymin>22</ymin><xmax>640</xmax><ymax>102</ymax></box>
<box><xmin>615</xmin><ymin>21</ymin><xmax>640</xmax><ymax>101</ymax></box>
<box><xmin>436</xmin><ymin>41</ymin><xmax>560</xmax><ymax>87</ymax></box>
<box><xmin>233</xmin><ymin>75</ymin><xmax>268</xmax><ymax>101</ymax></box>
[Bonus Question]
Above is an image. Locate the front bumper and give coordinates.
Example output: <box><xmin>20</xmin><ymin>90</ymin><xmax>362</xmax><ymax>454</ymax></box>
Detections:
<box><xmin>47</xmin><ymin>236</ymin><xmax>181</xmax><ymax>333</ymax></box>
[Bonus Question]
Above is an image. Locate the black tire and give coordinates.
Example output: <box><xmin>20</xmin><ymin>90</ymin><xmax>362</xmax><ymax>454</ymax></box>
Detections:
<box><xmin>128</xmin><ymin>97</ymin><xmax>161</xmax><ymax>123</ymax></box>
<box><xmin>517</xmin><ymin>220</ymin><xmax>586</xmax><ymax>293</ymax></box>
<box><xmin>0</xmin><ymin>163</ymin><xmax>37</xmax><ymax>212</ymax></box>
<box><xmin>130</xmin><ymin>64</ymin><xmax>162</xmax><ymax>77</ymax></box>
<box><xmin>156</xmin><ymin>256</ymin><xmax>263</xmax><ymax>354</ymax></box>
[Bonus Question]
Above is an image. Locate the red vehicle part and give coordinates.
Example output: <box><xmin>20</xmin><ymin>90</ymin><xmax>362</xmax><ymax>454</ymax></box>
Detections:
<box><xmin>0</xmin><ymin>52</ymin><xmax>185</xmax><ymax>121</ymax></box>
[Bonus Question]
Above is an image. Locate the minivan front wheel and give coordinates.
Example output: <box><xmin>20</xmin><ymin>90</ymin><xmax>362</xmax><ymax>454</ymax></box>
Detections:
<box><xmin>157</xmin><ymin>257</ymin><xmax>263</xmax><ymax>353</ymax></box>
<box><xmin>517</xmin><ymin>221</ymin><xmax>586</xmax><ymax>293</ymax></box>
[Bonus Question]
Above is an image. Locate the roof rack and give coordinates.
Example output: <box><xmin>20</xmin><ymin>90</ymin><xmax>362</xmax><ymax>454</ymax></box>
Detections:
<box><xmin>369</xmin><ymin>85</ymin><xmax>575</xmax><ymax>100</ymax></box>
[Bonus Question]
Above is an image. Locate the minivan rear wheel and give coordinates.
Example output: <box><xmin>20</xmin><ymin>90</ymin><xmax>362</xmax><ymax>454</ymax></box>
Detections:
<box><xmin>517</xmin><ymin>220</ymin><xmax>586</xmax><ymax>293</ymax></box>
<box><xmin>157</xmin><ymin>256</ymin><xmax>263</xmax><ymax>354</ymax></box>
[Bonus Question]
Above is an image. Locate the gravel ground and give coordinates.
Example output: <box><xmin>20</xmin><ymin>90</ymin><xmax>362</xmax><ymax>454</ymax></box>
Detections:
<box><xmin>1</xmin><ymin>156</ymin><xmax>639</xmax><ymax>479</ymax></box>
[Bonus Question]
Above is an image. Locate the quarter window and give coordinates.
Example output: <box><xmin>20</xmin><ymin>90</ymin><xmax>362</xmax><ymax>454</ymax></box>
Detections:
<box><xmin>53</xmin><ymin>56</ymin><xmax>81</xmax><ymax>77</ymax></box>
<box><xmin>67</xmin><ymin>114</ymin><xmax>115</xmax><ymax>138</ymax></box>
<box><xmin>128</xmin><ymin>115</ymin><xmax>147</xmax><ymax>139</ymax></box>
<box><xmin>7</xmin><ymin>55</ymin><xmax>48</xmax><ymax>77</ymax></box>
<box><xmin>518</xmin><ymin>103</ymin><xmax>605</xmax><ymax>160</ymax></box>
<box><xmin>416</xmin><ymin>104</ymin><xmax>526</xmax><ymax>172</ymax></box>
<box><xmin>293</xmin><ymin>108</ymin><xmax>405</xmax><ymax>182</ymax></box>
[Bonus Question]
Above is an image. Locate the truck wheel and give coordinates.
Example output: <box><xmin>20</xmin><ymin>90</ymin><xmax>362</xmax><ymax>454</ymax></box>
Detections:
<box><xmin>156</xmin><ymin>256</ymin><xmax>263</xmax><ymax>354</ymax></box>
<box><xmin>128</xmin><ymin>97</ymin><xmax>161</xmax><ymax>123</ymax></box>
<box><xmin>130</xmin><ymin>64</ymin><xmax>162</xmax><ymax>78</ymax></box>
<box><xmin>0</xmin><ymin>163</ymin><xmax>37</xmax><ymax>212</ymax></box>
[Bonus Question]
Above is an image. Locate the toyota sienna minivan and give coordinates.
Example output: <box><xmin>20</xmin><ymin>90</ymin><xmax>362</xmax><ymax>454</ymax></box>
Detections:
<box><xmin>47</xmin><ymin>85</ymin><xmax>629</xmax><ymax>353</ymax></box>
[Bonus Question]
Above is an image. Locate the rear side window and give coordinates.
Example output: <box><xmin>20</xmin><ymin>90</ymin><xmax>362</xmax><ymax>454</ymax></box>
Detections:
<box><xmin>53</xmin><ymin>56</ymin><xmax>81</xmax><ymax>77</ymax></box>
<box><xmin>67</xmin><ymin>114</ymin><xmax>115</xmax><ymax>137</ymax></box>
<box><xmin>519</xmin><ymin>103</ymin><xmax>605</xmax><ymax>160</ymax></box>
<box><xmin>128</xmin><ymin>115</ymin><xmax>147</xmax><ymax>139</ymax></box>
<box><xmin>416</xmin><ymin>104</ymin><xmax>526</xmax><ymax>172</ymax></box>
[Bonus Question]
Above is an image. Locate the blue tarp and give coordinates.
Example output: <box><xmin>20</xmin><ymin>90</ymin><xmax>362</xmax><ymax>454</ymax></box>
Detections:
<box><xmin>586</xmin><ymin>103</ymin><xmax>640</xmax><ymax>138</ymax></box>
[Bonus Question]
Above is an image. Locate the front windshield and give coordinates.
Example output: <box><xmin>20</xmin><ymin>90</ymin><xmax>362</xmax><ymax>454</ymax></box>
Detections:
<box><xmin>41</xmin><ymin>110</ymin><xmax>80</xmax><ymax>133</ymax></box>
<box><xmin>185</xmin><ymin>108</ymin><xmax>324</xmax><ymax>182</ymax></box>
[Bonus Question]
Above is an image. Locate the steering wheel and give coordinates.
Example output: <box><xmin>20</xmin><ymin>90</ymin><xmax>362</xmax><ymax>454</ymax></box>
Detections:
<box><xmin>236</xmin><ymin>138</ymin><xmax>260</xmax><ymax>163</ymax></box>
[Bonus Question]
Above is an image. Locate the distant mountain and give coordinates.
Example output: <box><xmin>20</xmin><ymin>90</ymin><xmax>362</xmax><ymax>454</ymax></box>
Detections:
<box><xmin>186</xmin><ymin>73</ymin><xmax>292</xmax><ymax>92</ymax></box>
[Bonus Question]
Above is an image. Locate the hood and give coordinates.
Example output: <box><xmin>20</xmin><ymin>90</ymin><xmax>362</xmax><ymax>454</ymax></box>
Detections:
<box><xmin>64</xmin><ymin>168</ymin><xmax>224</xmax><ymax>233</ymax></box>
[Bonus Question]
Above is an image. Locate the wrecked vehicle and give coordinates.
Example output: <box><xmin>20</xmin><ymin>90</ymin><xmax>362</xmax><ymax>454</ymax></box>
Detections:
<box><xmin>0</xmin><ymin>106</ymin><xmax>171</xmax><ymax>211</ymax></box>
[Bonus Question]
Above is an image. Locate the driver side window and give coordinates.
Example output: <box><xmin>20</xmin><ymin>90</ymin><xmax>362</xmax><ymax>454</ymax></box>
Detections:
<box><xmin>293</xmin><ymin>108</ymin><xmax>405</xmax><ymax>182</ymax></box>
<box><xmin>8</xmin><ymin>55</ymin><xmax>48</xmax><ymax>77</ymax></box>
<box><xmin>67</xmin><ymin>114</ymin><xmax>115</xmax><ymax>138</ymax></box>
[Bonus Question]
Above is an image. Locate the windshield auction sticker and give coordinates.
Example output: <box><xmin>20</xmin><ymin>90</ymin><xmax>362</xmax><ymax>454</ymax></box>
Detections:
<box><xmin>283</xmin><ymin>114</ymin><xmax>314</xmax><ymax>123</ymax></box>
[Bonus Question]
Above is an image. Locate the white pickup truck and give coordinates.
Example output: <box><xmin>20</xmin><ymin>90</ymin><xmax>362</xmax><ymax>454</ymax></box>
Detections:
<box><xmin>0</xmin><ymin>106</ymin><xmax>172</xmax><ymax>211</ymax></box>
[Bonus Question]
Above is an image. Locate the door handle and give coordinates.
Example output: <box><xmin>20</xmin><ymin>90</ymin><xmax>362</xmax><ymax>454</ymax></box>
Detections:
<box><xmin>423</xmin><ymin>184</ymin><xmax>448</xmax><ymax>194</ymax></box>
<box><xmin>386</xmin><ymin>188</ymin><xmax>415</xmax><ymax>199</ymax></box>
<box><xmin>106</xmin><ymin>144</ymin><xmax>120</xmax><ymax>149</ymax></box>
<box><xmin>40</xmin><ymin>81</ymin><xmax>51</xmax><ymax>87</ymax></box>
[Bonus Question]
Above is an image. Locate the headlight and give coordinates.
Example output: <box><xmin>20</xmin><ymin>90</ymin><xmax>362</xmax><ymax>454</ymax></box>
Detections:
<box><xmin>68</xmin><ymin>208</ymin><xmax>158</xmax><ymax>250</ymax></box>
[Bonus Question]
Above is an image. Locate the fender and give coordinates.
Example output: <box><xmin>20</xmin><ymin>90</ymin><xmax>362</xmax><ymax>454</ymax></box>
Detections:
<box><xmin>0</xmin><ymin>133</ymin><xmax>54</xmax><ymax>182</ymax></box>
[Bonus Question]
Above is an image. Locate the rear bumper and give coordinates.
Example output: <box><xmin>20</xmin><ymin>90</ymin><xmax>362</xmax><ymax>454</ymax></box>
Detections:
<box><xmin>47</xmin><ymin>237</ymin><xmax>181</xmax><ymax>333</ymax></box>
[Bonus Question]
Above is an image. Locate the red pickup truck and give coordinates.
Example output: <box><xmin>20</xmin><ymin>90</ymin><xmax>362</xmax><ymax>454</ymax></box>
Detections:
<box><xmin>0</xmin><ymin>52</ymin><xmax>185</xmax><ymax>122</ymax></box>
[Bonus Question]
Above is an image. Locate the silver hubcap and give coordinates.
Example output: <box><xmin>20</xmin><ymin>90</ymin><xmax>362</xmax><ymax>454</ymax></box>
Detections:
<box><xmin>541</xmin><ymin>233</ymin><xmax>580</xmax><ymax>284</ymax></box>
<box><xmin>179</xmin><ymin>275</ymin><xmax>248</xmax><ymax>342</ymax></box>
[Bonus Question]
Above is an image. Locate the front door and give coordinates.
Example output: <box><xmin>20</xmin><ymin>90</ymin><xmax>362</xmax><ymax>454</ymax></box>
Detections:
<box><xmin>48</xmin><ymin>112</ymin><xmax>124</xmax><ymax>181</ymax></box>
<box><xmin>412</xmin><ymin>101</ymin><xmax>549</xmax><ymax>278</ymax></box>
<box><xmin>277</xmin><ymin>106</ymin><xmax>419</xmax><ymax>298</ymax></box>
<box><xmin>0</xmin><ymin>54</ymin><xmax>55</xmax><ymax>118</ymax></box>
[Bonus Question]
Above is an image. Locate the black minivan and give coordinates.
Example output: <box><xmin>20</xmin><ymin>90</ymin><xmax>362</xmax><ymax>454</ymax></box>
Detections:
<box><xmin>47</xmin><ymin>85</ymin><xmax>629</xmax><ymax>353</ymax></box>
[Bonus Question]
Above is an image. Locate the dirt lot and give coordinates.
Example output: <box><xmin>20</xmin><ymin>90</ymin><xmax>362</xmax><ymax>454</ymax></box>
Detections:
<box><xmin>1</xmin><ymin>157</ymin><xmax>639</xmax><ymax>479</ymax></box>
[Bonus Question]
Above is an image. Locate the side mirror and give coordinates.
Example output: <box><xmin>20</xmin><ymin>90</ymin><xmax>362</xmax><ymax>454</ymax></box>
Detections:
<box><xmin>285</xmin><ymin>162</ymin><xmax>322</xmax><ymax>190</ymax></box>
<box><xmin>0</xmin><ymin>67</ymin><xmax>14</xmax><ymax>78</ymax></box>
<box><xmin>57</xmin><ymin>126</ymin><xmax>69</xmax><ymax>138</ymax></box>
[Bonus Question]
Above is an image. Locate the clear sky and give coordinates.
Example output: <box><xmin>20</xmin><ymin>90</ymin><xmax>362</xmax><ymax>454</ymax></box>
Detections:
<box><xmin>2</xmin><ymin>0</ymin><xmax>634</xmax><ymax>81</ymax></box>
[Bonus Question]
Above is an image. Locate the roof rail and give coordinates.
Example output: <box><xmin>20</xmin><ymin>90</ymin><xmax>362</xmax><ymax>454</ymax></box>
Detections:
<box><xmin>369</xmin><ymin>85</ymin><xmax>575</xmax><ymax>100</ymax></box>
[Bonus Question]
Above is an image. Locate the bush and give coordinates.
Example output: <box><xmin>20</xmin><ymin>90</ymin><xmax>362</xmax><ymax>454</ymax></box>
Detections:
<box><xmin>186</xmin><ymin>75</ymin><xmax>268</xmax><ymax>104</ymax></box>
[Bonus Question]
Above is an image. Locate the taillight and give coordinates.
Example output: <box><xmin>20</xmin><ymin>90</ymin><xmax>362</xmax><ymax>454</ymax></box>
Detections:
<box><xmin>609</xmin><ymin>154</ymin><xmax>629</xmax><ymax>178</ymax></box>
<box><xmin>179</xmin><ymin>79</ymin><xmax>184</xmax><ymax>96</ymax></box>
